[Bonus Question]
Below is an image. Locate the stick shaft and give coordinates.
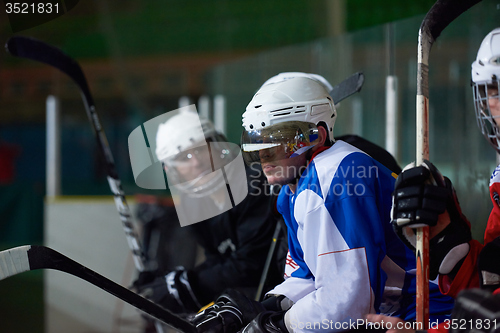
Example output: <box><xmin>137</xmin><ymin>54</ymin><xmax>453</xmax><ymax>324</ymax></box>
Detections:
<box><xmin>416</xmin><ymin>1</ymin><xmax>482</xmax><ymax>325</ymax></box>
<box><xmin>5</xmin><ymin>36</ymin><xmax>167</xmax><ymax>332</ymax></box>
<box><xmin>0</xmin><ymin>245</ymin><xmax>197</xmax><ymax>333</ymax></box>
<box><xmin>416</xmin><ymin>21</ymin><xmax>432</xmax><ymax>330</ymax></box>
<box><xmin>5</xmin><ymin>36</ymin><xmax>147</xmax><ymax>272</ymax></box>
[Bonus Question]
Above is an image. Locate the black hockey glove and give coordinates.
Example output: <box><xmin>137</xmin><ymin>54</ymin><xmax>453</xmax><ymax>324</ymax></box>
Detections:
<box><xmin>391</xmin><ymin>160</ymin><xmax>472</xmax><ymax>280</ymax></box>
<box><xmin>478</xmin><ymin>236</ymin><xmax>500</xmax><ymax>292</ymax></box>
<box><xmin>450</xmin><ymin>288</ymin><xmax>500</xmax><ymax>333</ymax></box>
<box><xmin>240</xmin><ymin>311</ymin><xmax>289</xmax><ymax>333</ymax></box>
<box><xmin>260</xmin><ymin>295</ymin><xmax>293</xmax><ymax>312</ymax></box>
<box><xmin>192</xmin><ymin>289</ymin><xmax>266</xmax><ymax>333</ymax></box>
<box><xmin>133</xmin><ymin>267</ymin><xmax>201</xmax><ymax>315</ymax></box>
<box><xmin>131</xmin><ymin>269</ymin><xmax>159</xmax><ymax>289</ymax></box>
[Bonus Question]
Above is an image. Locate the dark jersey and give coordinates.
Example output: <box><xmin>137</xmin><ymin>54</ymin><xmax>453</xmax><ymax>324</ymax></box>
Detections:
<box><xmin>182</xmin><ymin>164</ymin><xmax>282</xmax><ymax>304</ymax></box>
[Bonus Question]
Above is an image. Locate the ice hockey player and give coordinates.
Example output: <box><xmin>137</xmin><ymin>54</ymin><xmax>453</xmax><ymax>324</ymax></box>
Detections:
<box><xmin>191</xmin><ymin>72</ymin><xmax>455</xmax><ymax>333</ymax></box>
<box><xmin>133</xmin><ymin>109</ymin><xmax>283</xmax><ymax>325</ymax></box>
<box><xmin>366</xmin><ymin>27</ymin><xmax>500</xmax><ymax>333</ymax></box>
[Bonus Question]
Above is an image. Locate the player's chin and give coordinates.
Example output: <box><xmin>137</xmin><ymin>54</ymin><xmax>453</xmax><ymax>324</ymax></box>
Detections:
<box><xmin>261</xmin><ymin>170</ymin><xmax>277</xmax><ymax>184</ymax></box>
<box><xmin>265</xmin><ymin>172</ymin><xmax>294</xmax><ymax>186</ymax></box>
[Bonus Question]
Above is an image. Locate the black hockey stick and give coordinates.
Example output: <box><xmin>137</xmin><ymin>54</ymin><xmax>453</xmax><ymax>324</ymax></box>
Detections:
<box><xmin>415</xmin><ymin>0</ymin><xmax>481</xmax><ymax>326</ymax></box>
<box><xmin>330</xmin><ymin>71</ymin><xmax>364</xmax><ymax>105</ymax></box>
<box><xmin>4</xmin><ymin>35</ymin><xmax>166</xmax><ymax>331</ymax></box>
<box><xmin>0</xmin><ymin>245</ymin><xmax>197</xmax><ymax>333</ymax></box>
<box><xmin>5</xmin><ymin>36</ymin><xmax>146</xmax><ymax>271</ymax></box>
<box><xmin>255</xmin><ymin>221</ymin><xmax>282</xmax><ymax>301</ymax></box>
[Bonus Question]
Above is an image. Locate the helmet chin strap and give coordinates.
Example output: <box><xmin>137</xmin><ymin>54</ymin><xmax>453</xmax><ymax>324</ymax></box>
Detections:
<box><xmin>290</xmin><ymin>143</ymin><xmax>324</xmax><ymax>185</ymax></box>
<box><xmin>290</xmin><ymin>123</ymin><xmax>333</xmax><ymax>185</ymax></box>
<box><xmin>305</xmin><ymin>147</ymin><xmax>315</xmax><ymax>163</ymax></box>
<box><xmin>325</xmin><ymin>137</ymin><xmax>334</xmax><ymax>147</ymax></box>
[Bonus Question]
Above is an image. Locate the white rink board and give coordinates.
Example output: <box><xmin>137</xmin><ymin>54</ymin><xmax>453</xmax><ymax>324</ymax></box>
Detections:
<box><xmin>44</xmin><ymin>196</ymin><xmax>145</xmax><ymax>333</ymax></box>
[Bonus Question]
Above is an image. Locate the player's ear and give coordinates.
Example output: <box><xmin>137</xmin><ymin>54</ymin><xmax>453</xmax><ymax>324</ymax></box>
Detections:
<box><xmin>313</xmin><ymin>125</ymin><xmax>328</xmax><ymax>150</ymax></box>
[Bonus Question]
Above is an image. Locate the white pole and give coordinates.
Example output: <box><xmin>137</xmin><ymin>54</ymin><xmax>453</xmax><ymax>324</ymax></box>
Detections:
<box><xmin>178</xmin><ymin>96</ymin><xmax>191</xmax><ymax>109</ymax></box>
<box><xmin>213</xmin><ymin>95</ymin><xmax>226</xmax><ymax>135</ymax></box>
<box><xmin>351</xmin><ymin>97</ymin><xmax>363</xmax><ymax>136</ymax></box>
<box><xmin>198</xmin><ymin>95</ymin><xmax>210</xmax><ymax>120</ymax></box>
<box><xmin>46</xmin><ymin>95</ymin><xmax>61</xmax><ymax>197</ymax></box>
<box><xmin>385</xmin><ymin>75</ymin><xmax>398</xmax><ymax>158</ymax></box>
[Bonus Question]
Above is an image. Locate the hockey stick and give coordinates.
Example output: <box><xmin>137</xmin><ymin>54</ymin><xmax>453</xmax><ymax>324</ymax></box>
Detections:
<box><xmin>255</xmin><ymin>220</ymin><xmax>282</xmax><ymax>301</ymax></box>
<box><xmin>330</xmin><ymin>71</ymin><xmax>364</xmax><ymax>105</ymax></box>
<box><xmin>415</xmin><ymin>0</ymin><xmax>481</xmax><ymax>327</ymax></box>
<box><xmin>5</xmin><ymin>36</ymin><xmax>146</xmax><ymax>270</ymax></box>
<box><xmin>0</xmin><ymin>245</ymin><xmax>197</xmax><ymax>333</ymax></box>
<box><xmin>4</xmin><ymin>36</ymin><xmax>166</xmax><ymax>332</ymax></box>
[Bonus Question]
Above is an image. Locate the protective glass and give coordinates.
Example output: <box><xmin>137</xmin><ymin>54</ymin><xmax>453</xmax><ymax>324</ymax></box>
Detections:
<box><xmin>241</xmin><ymin>121</ymin><xmax>319</xmax><ymax>164</ymax></box>
<box><xmin>473</xmin><ymin>80</ymin><xmax>500</xmax><ymax>153</ymax></box>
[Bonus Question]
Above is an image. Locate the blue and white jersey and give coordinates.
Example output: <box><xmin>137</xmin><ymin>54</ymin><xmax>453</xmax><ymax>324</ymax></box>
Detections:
<box><xmin>267</xmin><ymin>141</ymin><xmax>454</xmax><ymax>332</ymax></box>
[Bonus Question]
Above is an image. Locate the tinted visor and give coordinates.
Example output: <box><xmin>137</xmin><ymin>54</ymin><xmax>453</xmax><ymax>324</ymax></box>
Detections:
<box><xmin>241</xmin><ymin>121</ymin><xmax>319</xmax><ymax>164</ymax></box>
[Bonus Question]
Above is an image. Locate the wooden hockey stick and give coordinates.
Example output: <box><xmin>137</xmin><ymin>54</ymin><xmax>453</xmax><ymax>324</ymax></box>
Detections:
<box><xmin>415</xmin><ymin>0</ymin><xmax>481</xmax><ymax>327</ymax></box>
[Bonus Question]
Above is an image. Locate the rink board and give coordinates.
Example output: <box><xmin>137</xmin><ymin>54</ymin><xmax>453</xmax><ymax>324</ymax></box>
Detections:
<box><xmin>44</xmin><ymin>196</ymin><xmax>144</xmax><ymax>333</ymax></box>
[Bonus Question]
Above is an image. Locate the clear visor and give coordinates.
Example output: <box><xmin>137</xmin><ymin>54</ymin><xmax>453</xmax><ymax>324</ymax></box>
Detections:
<box><xmin>473</xmin><ymin>80</ymin><xmax>500</xmax><ymax>153</ymax></box>
<box><xmin>241</xmin><ymin>121</ymin><xmax>319</xmax><ymax>164</ymax></box>
<box><xmin>162</xmin><ymin>140</ymin><xmax>237</xmax><ymax>185</ymax></box>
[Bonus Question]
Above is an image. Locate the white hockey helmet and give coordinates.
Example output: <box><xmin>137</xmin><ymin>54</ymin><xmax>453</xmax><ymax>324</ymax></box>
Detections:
<box><xmin>472</xmin><ymin>28</ymin><xmax>500</xmax><ymax>153</ymax></box>
<box><xmin>156</xmin><ymin>109</ymin><xmax>217</xmax><ymax>162</ymax></box>
<box><xmin>241</xmin><ymin>73</ymin><xmax>336</xmax><ymax>164</ymax></box>
<box><xmin>155</xmin><ymin>109</ymin><xmax>235</xmax><ymax>196</ymax></box>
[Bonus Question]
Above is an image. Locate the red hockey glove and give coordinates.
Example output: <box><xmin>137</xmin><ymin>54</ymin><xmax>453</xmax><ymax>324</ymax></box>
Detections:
<box><xmin>192</xmin><ymin>289</ymin><xmax>265</xmax><ymax>333</ymax></box>
<box><xmin>392</xmin><ymin>160</ymin><xmax>472</xmax><ymax>280</ymax></box>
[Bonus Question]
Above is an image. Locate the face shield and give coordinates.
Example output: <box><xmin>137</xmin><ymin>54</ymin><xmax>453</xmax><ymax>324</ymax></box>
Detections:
<box><xmin>473</xmin><ymin>79</ymin><xmax>500</xmax><ymax>153</ymax></box>
<box><xmin>241</xmin><ymin>121</ymin><xmax>319</xmax><ymax>165</ymax></box>
<box><xmin>162</xmin><ymin>139</ymin><xmax>237</xmax><ymax>188</ymax></box>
